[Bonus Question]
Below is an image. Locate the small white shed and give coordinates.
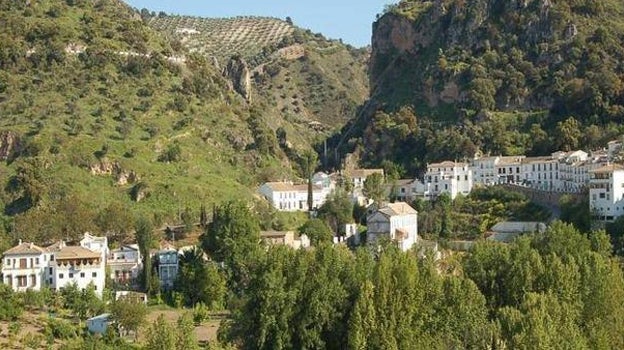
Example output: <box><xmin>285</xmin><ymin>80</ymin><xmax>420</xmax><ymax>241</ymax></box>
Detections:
<box><xmin>86</xmin><ymin>313</ymin><xmax>111</xmax><ymax>334</ymax></box>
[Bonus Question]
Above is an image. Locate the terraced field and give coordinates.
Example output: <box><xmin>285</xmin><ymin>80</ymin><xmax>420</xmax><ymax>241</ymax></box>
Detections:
<box><xmin>149</xmin><ymin>15</ymin><xmax>295</xmax><ymax>66</ymax></box>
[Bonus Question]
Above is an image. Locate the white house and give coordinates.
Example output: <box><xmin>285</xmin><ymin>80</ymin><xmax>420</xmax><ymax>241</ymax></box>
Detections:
<box><xmin>80</xmin><ymin>232</ymin><xmax>109</xmax><ymax>262</ymax></box>
<box><xmin>366</xmin><ymin>202</ymin><xmax>418</xmax><ymax>252</ymax></box>
<box><xmin>472</xmin><ymin>156</ymin><xmax>525</xmax><ymax>186</ymax></box>
<box><xmin>259</xmin><ymin>181</ymin><xmax>327</xmax><ymax>212</ymax></box>
<box><xmin>52</xmin><ymin>245</ymin><xmax>106</xmax><ymax>296</ymax></box>
<box><xmin>347</xmin><ymin>169</ymin><xmax>384</xmax><ymax>189</ymax></box>
<box><xmin>108</xmin><ymin>244</ymin><xmax>142</xmax><ymax>285</ymax></box>
<box><xmin>589</xmin><ymin>164</ymin><xmax>624</xmax><ymax>222</ymax></box>
<box><xmin>1</xmin><ymin>242</ymin><xmax>47</xmax><ymax>292</ymax></box>
<box><xmin>424</xmin><ymin>161</ymin><xmax>472</xmax><ymax>200</ymax></box>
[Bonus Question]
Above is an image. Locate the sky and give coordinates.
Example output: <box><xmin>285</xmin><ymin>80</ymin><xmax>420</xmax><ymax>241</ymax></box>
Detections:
<box><xmin>123</xmin><ymin>0</ymin><xmax>396</xmax><ymax>47</ymax></box>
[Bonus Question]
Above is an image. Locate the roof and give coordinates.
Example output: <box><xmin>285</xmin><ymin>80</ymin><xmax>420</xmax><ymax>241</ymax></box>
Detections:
<box><xmin>394</xmin><ymin>179</ymin><xmax>416</xmax><ymax>186</ymax></box>
<box><xmin>260</xmin><ymin>231</ymin><xmax>294</xmax><ymax>238</ymax></box>
<box><xmin>3</xmin><ymin>242</ymin><xmax>45</xmax><ymax>256</ymax></box>
<box><xmin>378</xmin><ymin>202</ymin><xmax>417</xmax><ymax>217</ymax></box>
<box><xmin>45</xmin><ymin>241</ymin><xmax>66</xmax><ymax>252</ymax></box>
<box><xmin>522</xmin><ymin>156</ymin><xmax>556</xmax><ymax>163</ymax></box>
<box><xmin>87</xmin><ymin>313</ymin><xmax>111</xmax><ymax>322</ymax></box>
<box><xmin>56</xmin><ymin>246</ymin><xmax>101</xmax><ymax>260</ymax></box>
<box><xmin>428</xmin><ymin>161</ymin><xmax>468</xmax><ymax>168</ymax></box>
<box><xmin>263</xmin><ymin>182</ymin><xmax>322</xmax><ymax>193</ymax></box>
<box><xmin>490</xmin><ymin>221</ymin><xmax>546</xmax><ymax>234</ymax></box>
<box><xmin>348</xmin><ymin>169</ymin><xmax>384</xmax><ymax>178</ymax></box>
<box><xmin>591</xmin><ymin>164</ymin><xmax>624</xmax><ymax>173</ymax></box>
<box><xmin>497</xmin><ymin>156</ymin><xmax>525</xmax><ymax>165</ymax></box>
<box><xmin>263</xmin><ymin>182</ymin><xmax>296</xmax><ymax>192</ymax></box>
<box><xmin>111</xmin><ymin>244</ymin><xmax>139</xmax><ymax>253</ymax></box>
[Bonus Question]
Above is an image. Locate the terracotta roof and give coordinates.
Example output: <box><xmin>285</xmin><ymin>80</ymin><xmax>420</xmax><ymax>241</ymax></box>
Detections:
<box><xmin>3</xmin><ymin>242</ymin><xmax>45</xmax><ymax>256</ymax></box>
<box><xmin>56</xmin><ymin>246</ymin><xmax>101</xmax><ymax>260</ymax></box>
<box><xmin>260</xmin><ymin>231</ymin><xmax>294</xmax><ymax>238</ymax></box>
<box><xmin>395</xmin><ymin>179</ymin><xmax>416</xmax><ymax>186</ymax></box>
<box><xmin>591</xmin><ymin>164</ymin><xmax>624</xmax><ymax>173</ymax></box>
<box><xmin>378</xmin><ymin>202</ymin><xmax>417</xmax><ymax>217</ymax></box>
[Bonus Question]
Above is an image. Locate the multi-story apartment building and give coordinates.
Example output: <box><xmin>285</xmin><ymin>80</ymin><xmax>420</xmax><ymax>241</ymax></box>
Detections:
<box><xmin>424</xmin><ymin>161</ymin><xmax>472</xmax><ymax>200</ymax></box>
<box><xmin>1</xmin><ymin>242</ymin><xmax>48</xmax><ymax>292</ymax></box>
<box><xmin>1</xmin><ymin>237</ymin><xmax>107</xmax><ymax>296</ymax></box>
<box><xmin>472</xmin><ymin>156</ymin><xmax>525</xmax><ymax>186</ymax></box>
<box><xmin>108</xmin><ymin>244</ymin><xmax>142</xmax><ymax>285</ymax></box>
<box><xmin>259</xmin><ymin>182</ymin><xmax>328</xmax><ymax>212</ymax></box>
<box><xmin>589</xmin><ymin>164</ymin><xmax>624</xmax><ymax>222</ymax></box>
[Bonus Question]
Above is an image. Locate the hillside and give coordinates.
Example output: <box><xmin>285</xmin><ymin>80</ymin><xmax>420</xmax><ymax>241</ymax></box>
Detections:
<box><xmin>0</xmin><ymin>0</ymin><xmax>363</xmax><ymax>244</ymax></box>
<box><xmin>335</xmin><ymin>0</ymin><xmax>624</xmax><ymax>174</ymax></box>
<box><xmin>146</xmin><ymin>14</ymin><xmax>369</xmax><ymax>132</ymax></box>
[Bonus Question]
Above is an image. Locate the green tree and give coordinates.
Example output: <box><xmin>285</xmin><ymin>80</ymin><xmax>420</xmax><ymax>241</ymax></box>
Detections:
<box><xmin>135</xmin><ymin>216</ymin><xmax>155</xmax><ymax>294</ymax></box>
<box><xmin>348</xmin><ymin>281</ymin><xmax>376</xmax><ymax>350</ymax></box>
<box><xmin>110</xmin><ymin>296</ymin><xmax>148</xmax><ymax>339</ymax></box>
<box><xmin>201</xmin><ymin>201</ymin><xmax>261</xmax><ymax>292</ymax></box>
<box><xmin>318</xmin><ymin>189</ymin><xmax>353</xmax><ymax>235</ymax></box>
<box><xmin>362</xmin><ymin>173</ymin><xmax>386</xmax><ymax>204</ymax></box>
<box><xmin>96</xmin><ymin>201</ymin><xmax>134</xmax><ymax>243</ymax></box>
<box><xmin>176</xmin><ymin>247</ymin><xmax>227</xmax><ymax>308</ymax></box>
<box><xmin>176</xmin><ymin>312</ymin><xmax>200</xmax><ymax>350</ymax></box>
<box><xmin>299</xmin><ymin>150</ymin><xmax>319</xmax><ymax>213</ymax></box>
<box><xmin>145</xmin><ymin>314</ymin><xmax>176</xmax><ymax>350</ymax></box>
<box><xmin>298</xmin><ymin>219</ymin><xmax>332</xmax><ymax>246</ymax></box>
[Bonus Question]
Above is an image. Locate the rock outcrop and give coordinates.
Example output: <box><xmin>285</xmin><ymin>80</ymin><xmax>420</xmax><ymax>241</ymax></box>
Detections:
<box><xmin>223</xmin><ymin>56</ymin><xmax>252</xmax><ymax>102</ymax></box>
<box><xmin>89</xmin><ymin>158</ymin><xmax>139</xmax><ymax>185</ymax></box>
<box><xmin>0</xmin><ymin>130</ymin><xmax>21</xmax><ymax>161</ymax></box>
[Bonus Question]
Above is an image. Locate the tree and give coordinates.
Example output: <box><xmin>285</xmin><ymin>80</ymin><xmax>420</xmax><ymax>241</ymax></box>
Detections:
<box><xmin>298</xmin><ymin>219</ymin><xmax>332</xmax><ymax>246</ymax></box>
<box><xmin>318</xmin><ymin>189</ymin><xmax>353</xmax><ymax>235</ymax></box>
<box><xmin>96</xmin><ymin>201</ymin><xmax>134</xmax><ymax>243</ymax></box>
<box><xmin>176</xmin><ymin>247</ymin><xmax>226</xmax><ymax>308</ymax></box>
<box><xmin>176</xmin><ymin>313</ymin><xmax>200</xmax><ymax>350</ymax></box>
<box><xmin>145</xmin><ymin>314</ymin><xmax>176</xmax><ymax>350</ymax></box>
<box><xmin>110</xmin><ymin>296</ymin><xmax>148</xmax><ymax>339</ymax></box>
<box><xmin>299</xmin><ymin>150</ymin><xmax>319</xmax><ymax>213</ymax></box>
<box><xmin>201</xmin><ymin>201</ymin><xmax>261</xmax><ymax>292</ymax></box>
<box><xmin>135</xmin><ymin>216</ymin><xmax>155</xmax><ymax>294</ymax></box>
<box><xmin>362</xmin><ymin>173</ymin><xmax>385</xmax><ymax>204</ymax></box>
<box><xmin>348</xmin><ymin>281</ymin><xmax>376</xmax><ymax>350</ymax></box>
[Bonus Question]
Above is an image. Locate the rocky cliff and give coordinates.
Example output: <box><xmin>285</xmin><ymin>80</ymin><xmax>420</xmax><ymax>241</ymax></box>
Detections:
<box><xmin>336</xmin><ymin>0</ymin><xmax>624</xmax><ymax>173</ymax></box>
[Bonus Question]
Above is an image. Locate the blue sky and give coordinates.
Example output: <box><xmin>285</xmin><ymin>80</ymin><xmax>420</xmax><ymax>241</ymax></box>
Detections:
<box><xmin>123</xmin><ymin>0</ymin><xmax>396</xmax><ymax>47</ymax></box>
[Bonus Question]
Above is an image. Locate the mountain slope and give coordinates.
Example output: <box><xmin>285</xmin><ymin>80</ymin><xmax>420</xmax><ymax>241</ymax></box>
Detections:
<box><xmin>337</xmin><ymin>0</ymin><xmax>624</xmax><ymax>174</ymax></box>
<box><xmin>0</xmin><ymin>0</ymin><xmax>311</xmax><ymax>243</ymax></box>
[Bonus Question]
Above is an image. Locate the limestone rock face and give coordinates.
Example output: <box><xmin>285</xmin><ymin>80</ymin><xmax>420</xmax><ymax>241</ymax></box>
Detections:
<box><xmin>0</xmin><ymin>130</ymin><xmax>21</xmax><ymax>161</ymax></box>
<box><xmin>223</xmin><ymin>56</ymin><xmax>252</xmax><ymax>102</ymax></box>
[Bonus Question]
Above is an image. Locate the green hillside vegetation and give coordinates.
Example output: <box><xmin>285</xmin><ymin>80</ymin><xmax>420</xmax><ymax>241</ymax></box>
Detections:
<box><xmin>337</xmin><ymin>0</ymin><xmax>624</xmax><ymax>173</ymax></box>
<box><xmin>147</xmin><ymin>14</ymin><xmax>369</xmax><ymax>132</ymax></box>
<box><xmin>0</xmin><ymin>0</ymin><xmax>317</xmax><ymax>244</ymax></box>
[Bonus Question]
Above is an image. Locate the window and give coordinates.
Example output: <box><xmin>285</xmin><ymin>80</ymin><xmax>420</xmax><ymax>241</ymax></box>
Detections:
<box><xmin>92</xmin><ymin>272</ymin><xmax>97</xmax><ymax>278</ymax></box>
<box><xmin>35</xmin><ymin>258</ymin><xmax>39</xmax><ymax>265</ymax></box>
<box><xmin>30</xmin><ymin>274</ymin><xmax>36</xmax><ymax>286</ymax></box>
<box><xmin>50</xmin><ymin>255</ymin><xmax>54</xmax><ymax>261</ymax></box>
<box><xmin>17</xmin><ymin>276</ymin><xmax>27</xmax><ymax>287</ymax></box>
<box><xmin>80</xmin><ymin>272</ymin><xmax>85</xmax><ymax>278</ymax></box>
<box><xmin>59</xmin><ymin>273</ymin><xmax>64</xmax><ymax>279</ymax></box>
<box><xmin>69</xmin><ymin>273</ymin><xmax>74</xmax><ymax>278</ymax></box>
<box><xmin>600</xmin><ymin>193</ymin><xmax>606</xmax><ymax>199</ymax></box>
<box><xmin>48</xmin><ymin>267</ymin><xmax>53</xmax><ymax>275</ymax></box>
<box><xmin>19</xmin><ymin>258</ymin><xmax>27</xmax><ymax>269</ymax></box>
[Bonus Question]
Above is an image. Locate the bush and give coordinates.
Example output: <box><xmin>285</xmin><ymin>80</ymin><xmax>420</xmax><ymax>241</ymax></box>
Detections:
<box><xmin>193</xmin><ymin>302</ymin><xmax>210</xmax><ymax>325</ymax></box>
<box><xmin>45</xmin><ymin>318</ymin><xmax>78</xmax><ymax>340</ymax></box>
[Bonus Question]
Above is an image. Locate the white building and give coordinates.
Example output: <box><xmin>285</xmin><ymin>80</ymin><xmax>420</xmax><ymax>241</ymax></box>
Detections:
<box><xmin>521</xmin><ymin>156</ymin><xmax>559</xmax><ymax>191</ymax></box>
<box><xmin>86</xmin><ymin>313</ymin><xmax>111</xmax><ymax>334</ymax></box>
<box><xmin>347</xmin><ymin>169</ymin><xmax>384</xmax><ymax>189</ymax></box>
<box><xmin>259</xmin><ymin>182</ymin><xmax>327</xmax><ymax>212</ymax></box>
<box><xmin>2</xmin><ymin>236</ymin><xmax>106</xmax><ymax>296</ymax></box>
<box><xmin>108</xmin><ymin>245</ymin><xmax>142</xmax><ymax>285</ymax></box>
<box><xmin>1</xmin><ymin>242</ymin><xmax>47</xmax><ymax>292</ymax></box>
<box><xmin>589</xmin><ymin>164</ymin><xmax>624</xmax><ymax>222</ymax></box>
<box><xmin>424</xmin><ymin>161</ymin><xmax>472</xmax><ymax>200</ymax></box>
<box><xmin>366</xmin><ymin>202</ymin><xmax>418</xmax><ymax>252</ymax></box>
<box><xmin>52</xmin><ymin>245</ymin><xmax>106</xmax><ymax>296</ymax></box>
<box><xmin>260</xmin><ymin>231</ymin><xmax>310</xmax><ymax>249</ymax></box>
<box><xmin>472</xmin><ymin>156</ymin><xmax>525</xmax><ymax>186</ymax></box>
<box><xmin>80</xmin><ymin>232</ymin><xmax>109</xmax><ymax>262</ymax></box>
